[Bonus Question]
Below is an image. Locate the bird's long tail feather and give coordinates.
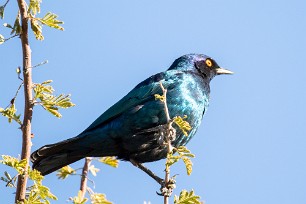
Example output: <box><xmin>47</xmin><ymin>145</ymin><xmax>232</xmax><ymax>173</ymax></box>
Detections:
<box><xmin>31</xmin><ymin>137</ymin><xmax>92</xmax><ymax>176</ymax></box>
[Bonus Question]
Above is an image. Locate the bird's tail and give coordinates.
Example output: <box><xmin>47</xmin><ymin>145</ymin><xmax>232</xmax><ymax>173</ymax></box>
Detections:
<box><xmin>31</xmin><ymin>136</ymin><xmax>92</xmax><ymax>176</ymax></box>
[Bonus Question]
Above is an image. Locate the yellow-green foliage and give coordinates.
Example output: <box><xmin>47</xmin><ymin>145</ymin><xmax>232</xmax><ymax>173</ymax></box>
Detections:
<box><xmin>33</xmin><ymin>80</ymin><xmax>75</xmax><ymax>118</ymax></box>
<box><xmin>0</xmin><ymin>155</ymin><xmax>58</xmax><ymax>203</ymax></box>
<box><xmin>90</xmin><ymin>193</ymin><xmax>112</xmax><ymax>204</ymax></box>
<box><xmin>173</xmin><ymin>115</ymin><xmax>192</xmax><ymax>136</ymax></box>
<box><xmin>56</xmin><ymin>165</ymin><xmax>76</xmax><ymax>179</ymax></box>
<box><xmin>99</xmin><ymin>157</ymin><xmax>119</xmax><ymax>168</ymax></box>
<box><xmin>174</xmin><ymin>189</ymin><xmax>201</xmax><ymax>204</ymax></box>
<box><xmin>166</xmin><ymin>146</ymin><xmax>195</xmax><ymax>176</ymax></box>
<box><xmin>0</xmin><ymin>104</ymin><xmax>22</xmax><ymax>125</ymax></box>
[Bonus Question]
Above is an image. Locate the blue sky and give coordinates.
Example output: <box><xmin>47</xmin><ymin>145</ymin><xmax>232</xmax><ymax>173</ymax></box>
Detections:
<box><xmin>1</xmin><ymin>0</ymin><xmax>306</xmax><ymax>203</ymax></box>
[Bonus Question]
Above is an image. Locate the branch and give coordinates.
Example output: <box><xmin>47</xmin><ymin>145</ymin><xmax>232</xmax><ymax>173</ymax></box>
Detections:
<box><xmin>3</xmin><ymin>34</ymin><xmax>19</xmax><ymax>42</ymax></box>
<box><xmin>79</xmin><ymin>157</ymin><xmax>92</xmax><ymax>200</ymax></box>
<box><xmin>2</xmin><ymin>0</ymin><xmax>10</xmax><ymax>8</ymax></box>
<box><xmin>158</xmin><ymin>82</ymin><xmax>173</xmax><ymax>204</ymax></box>
<box><xmin>9</xmin><ymin>82</ymin><xmax>23</xmax><ymax>107</ymax></box>
<box><xmin>15</xmin><ymin>0</ymin><xmax>33</xmax><ymax>202</ymax></box>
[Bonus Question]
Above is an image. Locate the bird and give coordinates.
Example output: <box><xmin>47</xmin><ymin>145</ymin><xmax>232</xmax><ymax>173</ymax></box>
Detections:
<box><xmin>31</xmin><ymin>53</ymin><xmax>233</xmax><ymax>177</ymax></box>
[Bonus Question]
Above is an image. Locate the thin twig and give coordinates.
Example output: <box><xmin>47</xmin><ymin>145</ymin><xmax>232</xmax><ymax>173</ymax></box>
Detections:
<box><xmin>158</xmin><ymin>82</ymin><xmax>172</xmax><ymax>204</ymax></box>
<box><xmin>27</xmin><ymin>60</ymin><xmax>48</xmax><ymax>69</ymax></box>
<box><xmin>79</xmin><ymin>157</ymin><xmax>92</xmax><ymax>200</ymax></box>
<box><xmin>4</xmin><ymin>82</ymin><xmax>23</xmax><ymax>109</ymax></box>
<box><xmin>5</xmin><ymin>174</ymin><xmax>18</xmax><ymax>188</ymax></box>
<box><xmin>4</xmin><ymin>34</ymin><xmax>19</xmax><ymax>42</ymax></box>
<box><xmin>2</xmin><ymin>0</ymin><xmax>10</xmax><ymax>8</ymax></box>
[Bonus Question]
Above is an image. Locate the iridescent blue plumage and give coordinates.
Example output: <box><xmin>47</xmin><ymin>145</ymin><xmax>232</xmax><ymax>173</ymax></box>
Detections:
<box><xmin>31</xmin><ymin>54</ymin><xmax>233</xmax><ymax>175</ymax></box>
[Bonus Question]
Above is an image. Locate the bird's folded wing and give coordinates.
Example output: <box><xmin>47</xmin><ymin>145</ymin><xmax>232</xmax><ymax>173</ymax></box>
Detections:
<box><xmin>82</xmin><ymin>71</ymin><xmax>178</xmax><ymax>133</ymax></box>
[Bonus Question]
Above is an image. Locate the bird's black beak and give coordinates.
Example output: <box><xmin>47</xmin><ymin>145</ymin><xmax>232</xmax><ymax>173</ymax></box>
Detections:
<box><xmin>215</xmin><ymin>67</ymin><xmax>234</xmax><ymax>75</ymax></box>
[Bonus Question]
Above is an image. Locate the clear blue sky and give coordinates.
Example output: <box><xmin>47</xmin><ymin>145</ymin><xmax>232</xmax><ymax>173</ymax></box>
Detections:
<box><xmin>1</xmin><ymin>0</ymin><xmax>306</xmax><ymax>203</ymax></box>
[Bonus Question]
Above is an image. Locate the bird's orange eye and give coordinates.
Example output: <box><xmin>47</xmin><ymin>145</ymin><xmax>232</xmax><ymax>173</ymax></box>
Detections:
<box><xmin>205</xmin><ymin>59</ymin><xmax>213</xmax><ymax>67</ymax></box>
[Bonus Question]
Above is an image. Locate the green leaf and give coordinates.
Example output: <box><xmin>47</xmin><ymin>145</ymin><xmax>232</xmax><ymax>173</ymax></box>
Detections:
<box><xmin>70</xmin><ymin>191</ymin><xmax>88</xmax><ymax>204</ymax></box>
<box><xmin>38</xmin><ymin>12</ymin><xmax>64</xmax><ymax>31</ymax></box>
<box><xmin>181</xmin><ymin>157</ymin><xmax>193</xmax><ymax>176</ymax></box>
<box><xmin>25</xmin><ymin>182</ymin><xmax>58</xmax><ymax>203</ymax></box>
<box><xmin>28</xmin><ymin>0</ymin><xmax>41</xmax><ymax>15</ymax></box>
<box><xmin>56</xmin><ymin>165</ymin><xmax>76</xmax><ymax>179</ymax></box>
<box><xmin>166</xmin><ymin>146</ymin><xmax>195</xmax><ymax>175</ymax></box>
<box><xmin>99</xmin><ymin>157</ymin><xmax>119</xmax><ymax>168</ymax></box>
<box><xmin>0</xmin><ymin>171</ymin><xmax>16</xmax><ymax>187</ymax></box>
<box><xmin>30</xmin><ymin>16</ymin><xmax>44</xmax><ymax>40</ymax></box>
<box><xmin>0</xmin><ymin>155</ymin><xmax>27</xmax><ymax>174</ymax></box>
<box><xmin>174</xmin><ymin>189</ymin><xmax>201</xmax><ymax>204</ymax></box>
<box><xmin>90</xmin><ymin>193</ymin><xmax>112</xmax><ymax>204</ymax></box>
<box><xmin>173</xmin><ymin>115</ymin><xmax>192</xmax><ymax>136</ymax></box>
<box><xmin>11</xmin><ymin>12</ymin><xmax>21</xmax><ymax>35</ymax></box>
<box><xmin>154</xmin><ymin>93</ymin><xmax>165</xmax><ymax>102</ymax></box>
<box><xmin>28</xmin><ymin>168</ymin><xmax>44</xmax><ymax>182</ymax></box>
<box><xmin>41</xmin><ymin>80</ymin><xmax>53</xmax><ymax>85</ymax></box>
<box><xmin>0</xmin><ymin>6</ymin><xmax>4</xmax><ymax>19</ymax></box>
<box><xmin>33</xmin><ymin>81</ymin><xmax>75</xmax><ymax>118</ymax></box>
<box><xmin>0</xmin><ymin>34</ymin><xmax>4</xmax><ymax>44</ymax></box>
<box><xmin>44</xmin><ymin>105</ymin><xmax>61</xmax><ymax>118</ymax></box>
<box><xmin>0</xmin><ymin>103</ymin><xmax>22</xmax><ymax>125</ymax></box>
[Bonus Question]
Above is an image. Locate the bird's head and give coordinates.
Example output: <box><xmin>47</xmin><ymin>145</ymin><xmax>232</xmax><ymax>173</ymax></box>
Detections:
<box><xmin>168</xmin><ymin>54</ymin><xmax>233</xmax><ymax>80</ymax></box>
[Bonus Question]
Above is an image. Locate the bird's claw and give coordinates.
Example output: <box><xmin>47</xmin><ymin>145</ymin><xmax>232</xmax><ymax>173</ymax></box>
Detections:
<box><xmin>156</xmin><ymin>177</ymin><xmax>176</xmax><ymax>197</ymax></box>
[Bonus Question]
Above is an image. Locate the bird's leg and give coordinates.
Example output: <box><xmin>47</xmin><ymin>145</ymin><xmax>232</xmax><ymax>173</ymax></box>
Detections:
<box><xmin>130</xmin><ymin>124</ymin><xmax>178</xmax><ymax>197</ymax></box>
<box><xmin>130</xmin><ymin>159</ymin><xmax>164</xmax><ymax>185</ymax></box>
<box><xmin>130</xmin><ymin>159</ymin><xmax>176</xmax><ymax>197</ymax></box>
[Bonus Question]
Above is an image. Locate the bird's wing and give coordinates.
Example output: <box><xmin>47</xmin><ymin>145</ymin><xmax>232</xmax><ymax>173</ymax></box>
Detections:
<box><xmin>82</xmin><ymin>71</ymin><xmax>178</xmax><ymax>133</ymax></box>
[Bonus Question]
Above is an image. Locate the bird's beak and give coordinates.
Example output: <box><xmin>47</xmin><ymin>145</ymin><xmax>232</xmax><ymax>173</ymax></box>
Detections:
<box><xmin>215</xmin><ymin>67</ymin><xmax>234</xmax><ymax>75</ymax></box>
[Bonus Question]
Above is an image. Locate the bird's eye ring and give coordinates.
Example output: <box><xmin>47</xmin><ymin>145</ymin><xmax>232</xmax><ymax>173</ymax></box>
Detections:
<box><xmin>205</xmin><ymin>59</ymin><xmax>213</xmax><ymax>67</ymax></box>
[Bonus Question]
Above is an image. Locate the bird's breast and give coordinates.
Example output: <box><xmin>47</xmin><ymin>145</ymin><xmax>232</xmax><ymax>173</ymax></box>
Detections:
<box><xmin>166</xmin><ymin>73</ymin><xmax>210</xmax><ymax>146</ymax></box>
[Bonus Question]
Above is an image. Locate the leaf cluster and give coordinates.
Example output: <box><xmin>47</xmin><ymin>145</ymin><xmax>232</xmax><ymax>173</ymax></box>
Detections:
<box><xmin>30</xmin><ymin>12</ymin><xmax>64</xmax><ymax>40</ymax></box>
<box><xmin>173</xmin><ymin>115</ymin><xmax>192</xmax><ymax>136</ymax></box>
<box><xmin>0</xmin><ymin>103</ymin><xmax>22</xmax><ymax>125</ymax></box>
<box><xmin>99</xmin><ymin>156</ymin><xmax>119</xmax><ymax>168</ymax></box>
<box><xmin>33</xmin><ymin>80</ymin><xmax>75</xmax><ymax>118</ymax></box>
<box><xmin>166</xmin><ymin>146</ymin><xmax>195</xmax><ymax>176</ymax></box>
<box><xmin>90</xmin><ymin>193</ymin><xmax>112</xmax><ymax>204</ymax></box>
<box><xmin>0</xmin><ymin>155</ymin><xmax>57</xmax><ymax>203</ymax></box>
<box><xmin>174</xmin><ymin>190</ymin><xmax>201</xmax><ymax>204</ymax></box>
<box><xmin>0</xmin><ymin>0</ymin><xmax>64</xmax><ymax>43</ymax></box>
<box><xmin>57</xmin><ymin>157</ymin><xmax>118</xmax><ymax>203</ymax></box>
<box><xmin>57</xmin><ymin>157</ymin><xmax>119</xmax><ymax>181</ymax></box>
<box><xmin>154</xmin><ymin>93</ymin><xmax>166</xmax><ymax>102</ymax></box>
<box><xmin>70</xmin><ymin>190</ymin><xmax>113</xmax><ymax>204</ymax></box>
<box><xmin>56</xmin><ymin>165</ymin><xmax>76</xmax><ymax>179</ymax></box>
<box><xmin>70</xmin><ymin>191</ymin><xmax>88</xmax><ymax>204</ymax></box>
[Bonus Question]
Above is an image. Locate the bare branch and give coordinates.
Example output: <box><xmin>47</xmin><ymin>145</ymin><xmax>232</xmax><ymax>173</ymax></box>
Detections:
<box><xmin>4</xmin><ymin>34</ymin><xmax>19</xmax><ymax>42</ymax></box>
<box><xmin>79</xmin><ymin>157</ymin><xmax>92</xmax><ymax>200</ymax></box>
<box><xmin>1</xmin><ymin>0</ymin><xmax>10</xmax><ymax>8</ymax></box>
<box><xmin>158</xmin><ymin>82</ymin><xmax>173</xmax><ymax>204</ymax></box>
<box><xmin>15</xmin><ymin>0</ymin><xmax>33</xmax><ymax>202</ymax></box>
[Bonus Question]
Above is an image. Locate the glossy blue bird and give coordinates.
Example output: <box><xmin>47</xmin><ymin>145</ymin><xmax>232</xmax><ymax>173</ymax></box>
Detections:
<box><xmin>31</xmin><ymin>54</ymin><xmax>233</xmax><ymax>176</ymax></box>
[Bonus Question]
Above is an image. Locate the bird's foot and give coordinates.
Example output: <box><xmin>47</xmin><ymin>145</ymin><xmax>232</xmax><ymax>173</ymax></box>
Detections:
<box><xmin>157</xmin><ymin>176</ymin><xmax>176</xmax><ymax>197</ymax></box>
